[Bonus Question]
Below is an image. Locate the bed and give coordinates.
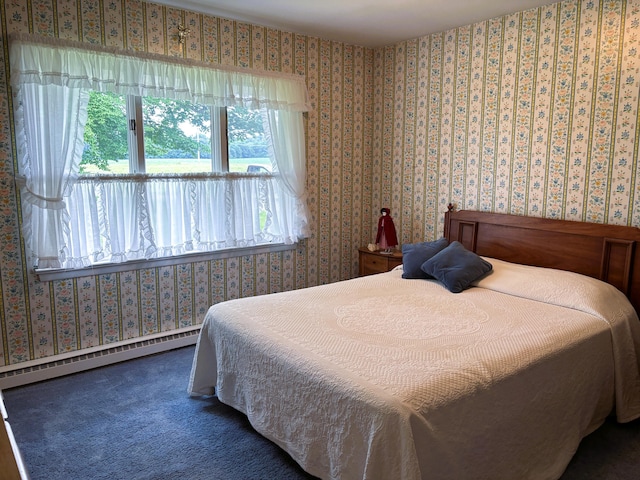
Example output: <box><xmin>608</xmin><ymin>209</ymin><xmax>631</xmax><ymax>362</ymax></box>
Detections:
<box><xmin>188</xmin><ymin>209</ymin><xmax>640</xmax><ymax>480</ymax></box>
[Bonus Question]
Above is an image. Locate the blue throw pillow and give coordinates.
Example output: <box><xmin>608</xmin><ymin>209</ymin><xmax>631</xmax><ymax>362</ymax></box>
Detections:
<box><xmin>421</xmin><ymin>241</ymin><xmax>492</xmax><ymax>293</ymax></box>
<box><xmin>401</xmin><ymin>238</ymin><xmax>449</xmax><ymax>279</ymax></box>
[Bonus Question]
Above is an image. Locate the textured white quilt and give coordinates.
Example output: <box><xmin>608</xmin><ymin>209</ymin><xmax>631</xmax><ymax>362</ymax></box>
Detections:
<box><xmin>188</xmin><ymin>259</ymin><xmax>640</xmax><ymax>480</ymax></box>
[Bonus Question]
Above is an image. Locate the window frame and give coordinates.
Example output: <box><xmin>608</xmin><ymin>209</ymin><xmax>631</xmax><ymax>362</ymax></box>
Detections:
<box><xmin>85</xmin><ymin>93</ymin><xmax>236</xmax><ymax>176</ymax></box>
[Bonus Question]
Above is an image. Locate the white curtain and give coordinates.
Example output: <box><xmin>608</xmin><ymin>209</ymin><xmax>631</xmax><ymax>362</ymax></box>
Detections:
<box><xmin>66</xmin><ymin>181</ymin><xmax>104</xmax><ymax>267</ymax></box>
<box><xmin>264</xmin><ymin>109</ymin><xmax>309</xmax><ymax>240</ymax></box>
<box><xmin>67</xmin><ymin>175</ymin><xmax>280</xmax><ymax>264</ymax></box>
<box><xmin>10</xmin><ymin>34</ymin><xmax>311</xmax><ymax>110</ymax></box>
<box><xmin>14</xmin><ymin>82</ymin><xmax>90</xmax><ymax>268</ymax></box>
<box><xmin>10</xmin><ymin>34</ymin><xmax>311</xmax><ymax>269</ymax></box>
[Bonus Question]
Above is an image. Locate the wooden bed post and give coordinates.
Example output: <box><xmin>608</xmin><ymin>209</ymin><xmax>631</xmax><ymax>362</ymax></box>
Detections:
<box><xmin>600</xmin><ymin>238</ymin><xmax>635</xmax><ymax>297</ymax></box>
<box><xmin>443</xmin><ymin>203</ymin><xmax>454</xmax><ymax>239</ymax></box>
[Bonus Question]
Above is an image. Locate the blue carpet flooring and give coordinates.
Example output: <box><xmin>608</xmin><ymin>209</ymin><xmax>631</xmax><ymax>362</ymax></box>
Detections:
<box><xmin>3</xmin><ymin>345</ymin><xmax>640</xmax><ymax>479</ymax></box>
<box><xmin>3</xmin><ymin>346</ymin><xmax>315</xmax><ymax>480</ymax></box>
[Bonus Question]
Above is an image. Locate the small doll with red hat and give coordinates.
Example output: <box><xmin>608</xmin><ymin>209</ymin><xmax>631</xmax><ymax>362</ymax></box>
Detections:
<box><xmin>375</xmin><ymin>207</ymin><xmax>398</xmax><ymax>253</ymax></box>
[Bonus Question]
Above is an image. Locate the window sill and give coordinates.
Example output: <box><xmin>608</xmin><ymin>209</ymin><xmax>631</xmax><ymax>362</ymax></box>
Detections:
<box><xmin>35</xmin><ymin>243</ymin><xmax>296</xmax><ymax>282</ymax></box>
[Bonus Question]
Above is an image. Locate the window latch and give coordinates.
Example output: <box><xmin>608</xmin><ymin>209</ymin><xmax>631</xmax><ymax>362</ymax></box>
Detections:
<box><xmin>129</xmin><ymin>119</ymin><xmax>136</xmax><ymax>132</ymax></box>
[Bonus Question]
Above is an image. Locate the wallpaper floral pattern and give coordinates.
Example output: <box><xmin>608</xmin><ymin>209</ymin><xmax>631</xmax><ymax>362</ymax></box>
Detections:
<box><xmin>374</xmin><ymin>0</ymin><xmax>640</xmax><ymax>243</ymax></box>
<box><xmin>0</xmin><ymin>0</ymin><xmax>373</xmax><ymax>368</ymax></box>
<box><xmin>1</xmin><ymin>0</ymin><xmax>640</xmax><ymax>372</ymax></box>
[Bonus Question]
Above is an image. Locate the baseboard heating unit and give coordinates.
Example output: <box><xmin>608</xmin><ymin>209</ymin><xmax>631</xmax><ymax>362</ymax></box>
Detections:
<box><xmin>0</xmin><ymin>326</ymin><xmax>200</xmax><ymax>390</ymax></box>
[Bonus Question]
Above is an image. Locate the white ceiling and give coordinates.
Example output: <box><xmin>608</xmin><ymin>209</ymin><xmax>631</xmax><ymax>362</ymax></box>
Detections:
<box><xmin>153</xmin><ymin>0</ymin><xmax>560</xmax><ymax>47</ymax></box>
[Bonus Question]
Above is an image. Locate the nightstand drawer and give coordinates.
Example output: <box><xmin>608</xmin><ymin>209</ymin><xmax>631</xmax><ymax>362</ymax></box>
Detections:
<box><xmin>358</xmin><ymin>247</ymin><xmax>403</xmax><ymax>276</ymax></box>
<box><xmin>361</xmin><ymin>253</ymin><xmax>389</xmax><ymax>274</ymax></box>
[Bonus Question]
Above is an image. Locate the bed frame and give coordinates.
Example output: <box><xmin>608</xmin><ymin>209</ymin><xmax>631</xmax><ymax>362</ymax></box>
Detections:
<box><xmin>444</xmin><ymin>207</ymin><xmax>640</xmax><ymax>314</ymax></box>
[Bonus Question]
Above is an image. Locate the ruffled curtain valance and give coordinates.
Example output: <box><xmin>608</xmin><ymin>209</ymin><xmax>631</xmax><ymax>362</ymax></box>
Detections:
<box><xmin>9</xmin><ymin>34</ymin><xmax>312</xmax><ymax>112</ymax></box>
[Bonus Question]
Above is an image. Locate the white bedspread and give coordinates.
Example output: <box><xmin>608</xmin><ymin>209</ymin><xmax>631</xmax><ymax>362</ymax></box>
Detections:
<box><xmin>188</xmin><ymin>259</ymin><xmax>640</xmax><ymax>480</ymax></box>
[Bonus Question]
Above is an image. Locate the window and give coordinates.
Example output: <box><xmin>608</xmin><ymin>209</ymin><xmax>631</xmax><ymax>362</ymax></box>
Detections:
<box><xmin>81</xmin><ymin>93</ymin><xmax>271</xmax><ymax>177</ymax></box>
<box><xmin>10</xmin><ymin>35</ymin><xmax>310</xmax><ymax>270</ymax></box>
<box><xmin>80</xmin><ymin>93</ymin><xmax>271</xmax><ymax>175</ymax></box>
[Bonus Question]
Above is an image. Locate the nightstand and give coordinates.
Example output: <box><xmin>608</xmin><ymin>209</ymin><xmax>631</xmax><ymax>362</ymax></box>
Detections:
<box><xmin>358</xmin><ymin>247</ymin><xmax>403</xmax><ymax>276</ymax></box>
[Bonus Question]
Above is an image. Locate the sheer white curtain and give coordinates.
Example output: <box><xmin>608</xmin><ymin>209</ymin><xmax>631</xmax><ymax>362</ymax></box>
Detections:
<box><xmin>68</xmin><ymin>174</ymin><xmax>275</xmax><ymax>264</ymax></box>
<box><xmin>10</xmin><ymin>35</ymin><xmax>311</xmax><ymax>109</ymax></box>
<box><xmin>10</xmin><ymin>34</ymin><xmax>311</xmax><ymax>269</ymax></box>
<box><xmin>66</xmin><ymin>179</ymin><xmax>155</xmax><ymax>265</ymax></box>
<box><xmin>14</xmin><ymin>82</ymin><xmax>90</xmax><ymax>268</ymax></box>
<box><xmin>264</xmin><ymin>109</ymin><xmax>309</xmax><ymax>241</ymax></box>
<box><xmin>66</xmin><ymin>181</ymin><xmax>105</xmax><ymax>267</ymax></box>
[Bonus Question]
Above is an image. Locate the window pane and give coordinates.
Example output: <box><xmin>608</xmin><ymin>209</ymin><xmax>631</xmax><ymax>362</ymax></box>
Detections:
<box><xmin>81</xmin><ymin>91</ymin><xmax>129</xmax><ymax>174</ymax></box>
<box><xmin>227</xmin><ymin>106</ymin><xmax>271</xmax><ymax>173</ymax></box>
<box><xmin>142</xmin><ymin>96</ymin><xmax>212</xmax><ymax>174</ymax></box>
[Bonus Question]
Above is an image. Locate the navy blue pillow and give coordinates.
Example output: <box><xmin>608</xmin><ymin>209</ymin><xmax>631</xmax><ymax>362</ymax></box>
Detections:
<box><xmin>401</xmin><ymin>238</ymin><xmax>449</xmax><ymax>279</ymax></box>
<box><xmin>421</xmin><ymin>241</ymin><xmax>492</xmax><ymax>293</ymax></box>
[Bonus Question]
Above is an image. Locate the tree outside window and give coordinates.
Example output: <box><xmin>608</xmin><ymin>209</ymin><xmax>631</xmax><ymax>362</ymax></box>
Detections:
<box><xmin>80</xmin><ymin>91</ymin><xmax>271</xmax><ymax>175</ymax></box>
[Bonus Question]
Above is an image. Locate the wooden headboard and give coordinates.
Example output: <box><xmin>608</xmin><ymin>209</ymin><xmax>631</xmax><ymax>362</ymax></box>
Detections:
<box><xmin>444</xmin><ymin>209</ymin><xmax>640</xmax><ymax>314</ymax></box>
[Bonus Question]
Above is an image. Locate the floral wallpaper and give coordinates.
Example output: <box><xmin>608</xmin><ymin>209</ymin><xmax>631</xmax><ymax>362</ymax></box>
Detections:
<box><xmin>0</xmin><ymin>0</ymin><xmax>373</xmax><ymax>369</ymax></box>
<box><xmin>1</xmin><ymin>0</ymin><xmax>640</xmax><ymax>374</ymax></box>
<box><xmin>375</xmin><ymin>0</ymin><xmax>640</xmax><ymax>242</ymax></box>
